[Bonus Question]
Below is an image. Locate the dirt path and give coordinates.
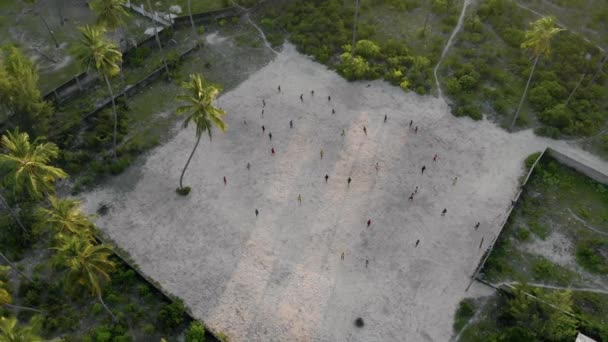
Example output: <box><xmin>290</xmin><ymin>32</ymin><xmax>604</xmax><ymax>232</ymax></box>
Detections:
<box><xmin>434</xmin><ymin>0</ymin><xmax>472</xmax><ymax>99</ymax></box>
<box><xmin>567</xmin><ymin>208</ymin><xmax>608</xmax><ymax>237</ymax></box>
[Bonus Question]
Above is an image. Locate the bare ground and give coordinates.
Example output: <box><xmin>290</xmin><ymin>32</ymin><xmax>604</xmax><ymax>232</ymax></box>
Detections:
<box><xmin>81</xmin><ymin>43</ymin><xmax>608</xmax><ymax>342</ymax></box>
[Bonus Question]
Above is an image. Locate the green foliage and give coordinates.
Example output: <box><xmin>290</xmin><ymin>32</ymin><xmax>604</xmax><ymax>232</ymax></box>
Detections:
<box><xmin>176</xmin><ymin>186</ymin><xmax>191</xmax><ymax>195</ymax></box>
<box><xmin>453</xmin><ymin>299</ymin><xmax>475</xmax><ymax>332</ymax></box>
<box><xmin>216</xmin><ymin>331</ymin><xmax>229</xmax><ymax>342</ymax></box>
<box><xmin>338</xmin><ymin>52</ymin><xmax>373</xmax><ymax>80</ymax></box>
<box><xmin>0</xmin><ymin>315</ymin><xmax>43</xmax><ymax>341</ymax></box>
<box><xmin>0</xmin><ymin>46</ymin><xmax>52</xmax><ymax>136</ymax></box>
<box><xmin>158</xmin><ymin>299</ymin><xmax>186</xmax><ymax>330</ymax></box>
<box><xmin>516</xmin><ymin>228</ymin><xmax>530</xmax><ymax>242</ymax></box>
<box><xmin>443</xmin><ymin>0</ymin><xmax>607</xmax><ymax>136</ymax></box>
<box><xmin>0</xmin><ymin>130</ymin><xmax>67</xmax><ymax>200</ymax></box>
<box><xmin>528</xmin><ymin>220</ymin><xmax>549</xmax><ymax>240</ymax></box>
<box><xmin>186</xmin><ymin>321</ymin><xmax>205</xmax><ymax>342</ymax></box>
<box><xmin>354</xmin><ymin>40</ymin><xmax>381</xmax><ymax>59</ymax></box>
<box><xmin>575</xmin><ymin>238</ymin><xmax>608</xmax><ymax>274</ymax></box>
<box><xmin>509</xmin><ymin>286</ymin><xmax>578</xmax><ymax>341</ymax></box>
<box><xmin>524</xmin><ymin>152</ymin><xmax>541</xmax><ymax>170</ymax></box>
<box><xmin>125</xmin><ymin>46</ymin><xmax>151</xmax><ymax>68</ymax></box>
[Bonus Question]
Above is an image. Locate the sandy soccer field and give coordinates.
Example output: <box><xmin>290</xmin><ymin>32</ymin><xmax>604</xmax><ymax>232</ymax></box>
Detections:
<box><xmin>81</xmin><ymin>43</ymin><xmax>608</xmax><ymax>342</ymax></box>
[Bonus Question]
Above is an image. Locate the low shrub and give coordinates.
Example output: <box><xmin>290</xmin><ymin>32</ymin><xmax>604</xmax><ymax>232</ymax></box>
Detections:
<box><xmin>186</xmin><ymin>321</ymin><xmax>205</xmax><ymax>342</ymax></box>
<box><xmin>453</xmin><ymin>298</ymin><xmax>475</xmax><ymax>332</ymax></box>
<box><xmin>528</xmin><ymin>220</ymin><xmax>549</xmax><ymax>240</ymax></box>
<box><xmin>516</xmin><ymin>228</ymin><xmax>530</xmax><ymax>242</ymax></box>
<box><xmin>534</xmin><ymin>126</ymin><xmax>561</xmax><ymax>139</ymax></box>
<box><xmin>158</xmin><ymin>299</ymin><xmax>186</xmax><ymax>330</ymax></box>
<box><xmin>176</xmin><ymin>186</ymin><xmax>191</xmax><ymax>195</ymax></box>
<box><xmin>524</xmin><ymin>152</ymin><xmax>541</xmax><ymax>170</ymax></box>
<box><xmin>575</xmin><ymin>238</ymin><xmax>608</xmax><ymax>274</ymax></box>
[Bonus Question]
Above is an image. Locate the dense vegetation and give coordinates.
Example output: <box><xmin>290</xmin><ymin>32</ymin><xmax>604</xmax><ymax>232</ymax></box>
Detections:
<box><xmin>441</xmin><ymin>0</ymin><xmax>607</xmax><ymax>138</ymax></box>
<box><xmin>258</xmin><ymin>0</ymin><xmax>463</xmax><ymax>95</ymax></box>
<box><xmin>482</xmin><ymin>154</ymin><xmax>608</xmax><ymax>287</ymax></box>
<box><xmin>456</xmin><ymin>285</ymin><xmax>608</xmax><ymax>341</ymax></box>
<box><xmin>0</xmin><ymin>0</ymin><xmax>232</xmax><ymax>340</ymax></box>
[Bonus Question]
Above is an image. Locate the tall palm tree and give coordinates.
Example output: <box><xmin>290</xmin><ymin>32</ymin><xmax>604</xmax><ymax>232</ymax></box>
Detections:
<box><xmin>146</xmin><ymin>0</ymin><xmax>170</xmax><ymax>76</ymax></box>
<box><xmin>0</xmin><ymin>130</ymin><xmax>67</xmax><ymax>201</ymax></box>
<box><xmin>0</xmin><ymin>266</ymin><xmax>39</xmax><ymax>312</ymax></box>
<box><xmin>0</xmin><ymin>315</ymin><xmax>43</xmax><ymax>342</ymax></box>
<box><xmin>351</xmin><ymin>0</ymin><xmax>360</xmax><ymax>57</ymax></box>
<box><xmin>35</xmin><ymin>196</ymin><xmax>95</xmax><ymax>237</ymax></box>
<box><xmin>89</xmin><ymin>0</ymin><xmax>130</xmax><ymax>31</ymax></box>
<box><xmin>509</xmin><ymin>17</ymin><xmax>563</xmax><ymax>131</ymax></box>
<box><xmin>52</xmin><ymin>234</ymin><xmax>117</xmax><ymax>320</ymax></box>
<box><xmin>176</xmin><ymin>74</ymin><xmax>227</xmax><ymax>194</ymax></box>
<box><xmin>75</xmin><ymin>25</ymin><xmax>123</xmax><ymax>158</ymax></box>
<box><xmin>187</xmin><ymin>0</ymin><xmax>198</xmax><ymax>47</ymax></box>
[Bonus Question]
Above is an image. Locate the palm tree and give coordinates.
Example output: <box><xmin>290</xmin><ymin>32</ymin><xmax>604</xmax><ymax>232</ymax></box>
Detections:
<box><xmin>351</xmin><ymin>0</ymin><xmax>360</xmax><ymax>57</ymax></box>
<box><xmin>0</xmin><ymin>130</ymin><xmax>67</xmax><ymax>201</ymax></box>
<box><xmin>0</xmin><ymin>266</ymin><xmax>39</xmax><ymax>312</ymax></box>
<box><xmin>187</xmin><ymin>0</ymin><xmax>198</xmax><ymax>47</ymax></box>
<box><xmin>0</xmin><ymin>315</ymin><xmax>43</xmax><ymax>342</ymax></box>
<box><xmin>89</xmin><ymin>0</ymin><xmax>130</xmax><ymax>31</ymax></box>
<box><xmin>176</xmin><ymin>74</ymin><xmax>227</xmax><ymax>194</ymax></box>
<box><xmin>75</xmin><ymin>25</ymin><xmax>123</xmax><ymax>158</ymax></box>
<box><xmin>52</xmin><ymin>234</ymin><xmax>117</xmax><ymax>320</ymax></box>
<box><xmin>509</xmin><ymin>17</ymin><xmax>563</xmax><ymax>131</ymax></box>
<box><xmin>146</xmin><ymin>0</ymin><xmax>170</xmax><ymax>76</ymax></box>
<box><xmin>35</xmin><ymin>196</ymin><xmax>95</xmax><ymax>237</ymax></box>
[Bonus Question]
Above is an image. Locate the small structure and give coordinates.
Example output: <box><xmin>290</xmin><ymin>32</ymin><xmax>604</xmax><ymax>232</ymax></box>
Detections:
<box><xmin>575</xmin><ymin>332</ymin><xmax>597</xmax><ymax>342</ymax></box>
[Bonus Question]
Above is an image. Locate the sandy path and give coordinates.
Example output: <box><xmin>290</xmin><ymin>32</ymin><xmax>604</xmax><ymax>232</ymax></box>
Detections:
<box><xmin>434</xmin><ymin>0</ymin><xmax>472</xmax><ymax>98</ymax></box>
<box><xmin>81</xmin><ymin>43</ymin><xmax>608</xmax><ymax>342</ymax></box>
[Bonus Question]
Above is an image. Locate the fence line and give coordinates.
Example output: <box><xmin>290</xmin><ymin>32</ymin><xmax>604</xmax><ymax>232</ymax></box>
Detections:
<box><xmin>466</xmin><ymin>149</ymin><xmax>546</xmax><ymax>291</ymax></box>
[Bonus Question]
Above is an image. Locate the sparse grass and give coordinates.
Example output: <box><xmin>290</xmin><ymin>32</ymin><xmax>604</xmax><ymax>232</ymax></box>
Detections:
<box><xmin>453</xmin><ymin>298</ymin><xmax>476</xmax><ymax>333</ymax></box>
<box><xmin>480</xmin><ymin>154</ymin><xmax>608</xmax><ymax>289</ymax></box>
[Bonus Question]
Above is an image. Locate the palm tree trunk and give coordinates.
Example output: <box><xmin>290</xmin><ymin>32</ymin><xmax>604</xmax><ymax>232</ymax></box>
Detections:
<box><xmin>188</xmin><ymin>0</ymin><xmax>198</xmax><ymax>48</ymax></box>
<box><xmin>351</xmin><ymin>0</ymin><xmax>360</xmax><ymax>57</ymax></box>
<box><xmin>146</xmin><ymin>0</ymin><xmax>170</xmax><ymax>76</ymax></box>
<box><xmin>0</xmin><ymin>252</ymin><xmax>32</xmax><ymax>282</ymax></box>
<box><xmin>98</xmin><ymin>294</ymin><xmax>117</xmax><ymax>321</ymax></box>
<box><xmin>0</xmin><ymin>193</ymin><xmax>27</xmax><ymax>234</ymax></box>
<box><xmin>179</xmin><ymin>134</ymin><xmax>202</xmax><ymax>190</ymax></box>
<box><xmin>3</xmin><ymin>303</ymin><xmax>41</xmax><ymax>313</ymax></box>
<box><xmin>103</xmin><ymin>74</ymin><xmax>118</xmax><ymax>159</ymax></box>
<box><xmin>510</xmin><ymin>55</ymin><xmax>539</xmax><ymax>132</ymax></box>
<box><xmin>39</xmin><ymin>12</ymin><xmax>59</xmax><ymax>48</ymax></box>
<box><xmin>565</xmin><ymin>73</ymin><xmax>585</xmax><ymax>106</ymax></box>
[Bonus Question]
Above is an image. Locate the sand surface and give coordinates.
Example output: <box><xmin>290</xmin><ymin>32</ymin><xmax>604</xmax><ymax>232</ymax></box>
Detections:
<box><xmin>81</xmin><ymin>43</ymin><xmax>608</xmax><ymax>342</ymax></box>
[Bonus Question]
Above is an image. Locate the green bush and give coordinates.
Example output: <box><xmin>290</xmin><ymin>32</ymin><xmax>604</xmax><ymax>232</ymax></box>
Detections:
<box><xmin>158</xmin><ymin>299</ymin><xmax>186</xmax><ymax>330</ymax></box>
<box><xmin>524</xmin><ymin>152</ymin><xmax>541</xmax><ymax>170</ymax></box>
<box><xmin>534</xmin><ymin>126</ymin><xmax>561</xmax><ymax>139</ymax></box>
<box><xmin>216</xmin><ymin>331</ymin><xmax>230</xmax><ymax>342</ymax></box>
<box><xmin>528</xmin><ymin>220</ymin><xmax>549</xmax><ymax>240</ymax></box>
<box><xmin>186</xmin><ymin>321</ymin><xmax>205</xmax><ymax>342</ymax></box>
<box><xmin>176</xmin><ymin>186</ymin><xmax>191</xmax><ymax>195</ymax></box>
<box><xmin>338</xmin><ymin>53</ymin><xmax>372</xmax><ymax>80</ymax></box>
<box><xmin>109</xmin><ymin>157</ymin><xmax>132</xmax><ymax>175</ymax></box>
<box><xmin>516</xmin><ymin>228</ymin><xmax>530</xmax><ymax>242</ymax></box>
<box><xmin>354</xmin><ymin>40</ymin><xmax>381</xmax><ymax>59</ymax></box>
<box><xmin>453</xmin><ymin>299</ymin><xmax>475</xmax><ymax>332</ymax></box>
<box><xmin>125</xmin><ymin>47</ymin><xmax>151</xmax><ymax>68</ymax></box>
<box><xmin>575</xmin><ymin>239</ymin><xmax>608</xmax><ymax>274</ymax></box>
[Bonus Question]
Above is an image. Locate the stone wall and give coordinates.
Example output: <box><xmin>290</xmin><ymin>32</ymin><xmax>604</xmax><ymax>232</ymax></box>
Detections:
<box><xmin>547</xmin><ymin>148</ymin><xmax>608</xmax><ymax>185</ymax></box>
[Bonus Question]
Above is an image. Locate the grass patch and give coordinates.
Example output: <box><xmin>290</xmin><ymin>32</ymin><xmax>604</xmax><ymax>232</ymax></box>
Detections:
<box><xmin>453</xmin><ymin>298</ymin><xmax>476</xmax><ymax>332</ymax></box>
